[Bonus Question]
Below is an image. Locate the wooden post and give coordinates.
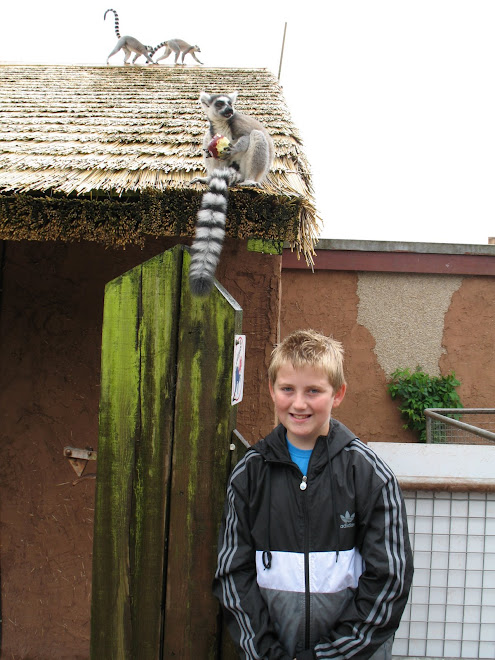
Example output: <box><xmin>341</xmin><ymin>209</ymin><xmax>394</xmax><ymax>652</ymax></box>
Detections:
<box><xmin>162</xmin><ymin>250</ymin><xmax>242</xmax><ymax>658</ymax></box>
<box><xmin>91</xmin><ymin>245</ymin><xmax>243</xmax><ymax>659</ymax></box>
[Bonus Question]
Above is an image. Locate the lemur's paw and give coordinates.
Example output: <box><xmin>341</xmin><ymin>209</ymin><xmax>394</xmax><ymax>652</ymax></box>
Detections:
<box><xmin>190</xmin><ymin>176</ymin><xmax>208</xmax><ymax>185</ymax></box>
<box><xmin>237</xmin><ymin>180</ymin><xmax>261</xmax><ymax>188</ymax></box>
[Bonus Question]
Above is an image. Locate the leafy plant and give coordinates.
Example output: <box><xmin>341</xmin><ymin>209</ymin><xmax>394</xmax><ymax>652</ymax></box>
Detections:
<box><xmin>387</xmin><ymin>367</ymin><xmax>462</xmax><ymax>442</ymax></box>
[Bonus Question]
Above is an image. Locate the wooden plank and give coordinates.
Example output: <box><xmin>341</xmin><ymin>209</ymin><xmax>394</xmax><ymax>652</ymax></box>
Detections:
<box><xmin>91</xmin><ymin>265</ymin><xmax>142</xmax><ymax>659</ymax></box>
<box><xmin>129</xmin><ymin>247</ymin><xmax>183</xmax><ymax>658</ymax></box>
<box><xmin>91</xmin><ymin>246</ymin><xmax>183</xmax><ymax>659</ymax></box>
<box><xmin>162</xmin><ymin>249</ymin><xmax>243</xmax><ymax>659</ymax></box>
<box><xmin>92</xmin><ymin>244</ymin><xmax>244</xmax><ymax>659</ymax></box>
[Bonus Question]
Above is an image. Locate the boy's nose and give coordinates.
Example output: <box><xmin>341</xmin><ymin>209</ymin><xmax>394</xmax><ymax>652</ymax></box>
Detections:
<box><xmin>292</xmin><ymin>393</ymin><xmax>307</xmax><ymax>410</ymax></box>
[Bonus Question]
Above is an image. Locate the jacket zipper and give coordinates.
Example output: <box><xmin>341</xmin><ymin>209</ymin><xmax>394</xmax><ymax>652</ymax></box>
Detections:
<box><xmin>300</xmin><ymin>474</ymin><xmax>310</xmax><ymax>649</ymax></box>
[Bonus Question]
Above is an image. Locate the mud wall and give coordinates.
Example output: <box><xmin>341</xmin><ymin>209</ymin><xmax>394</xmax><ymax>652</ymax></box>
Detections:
<box><xmin>2</xmin><ymin>237</ymin><xmax>495</xmax><ymax>660</ymax></box>
<box><xmin>440</xmin><ymin>276</ymin><xmax>495</xmax><ymax>406</ymax></box>
<box><xmin>0</xmin><ymin>237</ymin><xmax>280</xmax><ymax>659</ymax></box>
<box><xmin>280</xmin><ymin>268</ymin><xmax>495</xmax><ymax>443</ymax></box>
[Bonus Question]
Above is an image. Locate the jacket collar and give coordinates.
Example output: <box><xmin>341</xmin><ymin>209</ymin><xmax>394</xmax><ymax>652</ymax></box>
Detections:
<box><xmin>252</xmin><ymin>419</ymin><xmax>358</xmax><ymax>468</ymax></box>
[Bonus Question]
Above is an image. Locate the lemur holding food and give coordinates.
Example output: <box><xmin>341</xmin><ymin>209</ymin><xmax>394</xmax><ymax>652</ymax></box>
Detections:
<box><xmin>189</xmin><ymin>92</ymin><xmax>274</xmax><ymax>296</ymax></box>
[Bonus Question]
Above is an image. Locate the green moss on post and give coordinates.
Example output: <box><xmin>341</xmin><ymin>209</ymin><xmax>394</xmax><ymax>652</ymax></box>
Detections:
<box><xmin>91</xmin><ymin>267</ymin><xmax>142</xmax><ymax>659</ymax></box>
<box><xmin>130</xmin><ymin>249</ymin><xmax>183</xmax><ymax>657</ymax></box>
<box><xmin>162</xmin><ymin>250</ymin><xmax>242</xmax><ymax>659</ymax></box>
<box><xmin>247</xmin><ymin>238</ymin><xmax>283</xmax><ymax>255</ymax></box>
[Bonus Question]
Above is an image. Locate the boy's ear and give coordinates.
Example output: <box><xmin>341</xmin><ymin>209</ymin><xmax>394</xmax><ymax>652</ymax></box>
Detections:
<box><xmin>332</xmin><ymin>384</ymin><xmax>347</xmax><ymax>409</ymax></box>
<box><xmin>268</xmin><ymin>379</ymin><xmax>275</xmax><ymax>402</ymax></box>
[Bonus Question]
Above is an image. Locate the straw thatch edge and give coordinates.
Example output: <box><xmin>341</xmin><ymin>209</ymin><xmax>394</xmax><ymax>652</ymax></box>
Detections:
<box><xmin>0</xmin><ymin>188</ymin><xmax>303</xmax><ymax>249</ymax></box>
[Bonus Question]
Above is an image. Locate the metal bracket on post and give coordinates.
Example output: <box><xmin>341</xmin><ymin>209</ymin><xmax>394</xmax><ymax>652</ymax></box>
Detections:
<box><xmin>63</xmin><ymin>446</ymin><xmax>97</xmax><ymax>478</ymax></box>
<box><xmin>231</xmin><ymin>429</ymin><xmax>251</xmax><ymax>450</ymax></box>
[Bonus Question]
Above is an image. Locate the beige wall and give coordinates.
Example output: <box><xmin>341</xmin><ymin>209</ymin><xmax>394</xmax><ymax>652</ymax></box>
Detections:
<box><xmin>356</xmin><ymin>272</ymin><xmax>463</xmax><ymax>377</ymax></box>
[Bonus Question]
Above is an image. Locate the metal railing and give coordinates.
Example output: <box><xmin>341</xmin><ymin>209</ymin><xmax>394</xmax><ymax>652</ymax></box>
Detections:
<box><xmin>425</xmin><ymin>408</ymin><xmax>495</xmax><ymax>445</ymax></box>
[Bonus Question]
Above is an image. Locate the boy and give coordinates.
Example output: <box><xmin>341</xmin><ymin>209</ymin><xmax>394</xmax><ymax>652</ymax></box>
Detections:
<box><xmin>213</xmin><ymin>329</ymin><xmax>413</xmax><ymax>659</ymax></box>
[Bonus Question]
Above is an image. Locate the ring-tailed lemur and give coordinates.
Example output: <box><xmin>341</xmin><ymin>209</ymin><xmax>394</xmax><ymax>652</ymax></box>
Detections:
<box><xmin>104</xmin><ymin>9</ymin><xmax>155</xmax><ymax>65</ymax></box>
<box><xmin>150</xmin><ymin>39</ymin><xmax>203</xmax><ymax>65</ymax></box>
<box><xmin>189</xmin><ymin>92</ymin><xmax>274</xmax><ymax>296</ymax></box>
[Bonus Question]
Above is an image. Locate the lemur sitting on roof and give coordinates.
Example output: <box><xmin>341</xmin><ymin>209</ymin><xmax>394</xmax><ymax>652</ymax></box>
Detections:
<box><xmin>189</xmin><ymin>91</ymin><xmax>274</xmax><ymax>296</ymax></box>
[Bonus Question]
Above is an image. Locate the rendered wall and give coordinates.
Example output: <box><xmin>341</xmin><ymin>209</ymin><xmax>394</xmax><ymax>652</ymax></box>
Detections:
<box><xmin>0</xmin><ymin>237</ymin><xmax>280</xmax><ymax>659</ymax></box>
<box><xmin>2</xmin><ymin>237</ymin><xmax>494</xmax><ymax>659</ymax></box>
<box><xmin>440</xmin><ymin>276</ymin><xmax>495</xmax><ymax>407</ymax></box>
<box><xmin>280</xmin><ymin>268</ymin><xmax>495</xmax><ymax>444</ymax></box>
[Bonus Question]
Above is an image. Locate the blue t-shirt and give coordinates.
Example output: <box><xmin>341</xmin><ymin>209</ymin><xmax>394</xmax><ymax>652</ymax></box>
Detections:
<box><xmin>286</xmin><ymin>437</ymin><xmax>312</xmax><ymax>476</ymax></box>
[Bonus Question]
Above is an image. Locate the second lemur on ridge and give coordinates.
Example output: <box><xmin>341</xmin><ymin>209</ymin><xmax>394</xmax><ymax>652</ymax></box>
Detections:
<box><xmin>189</xmin><ymin>92</ymin><xmax>274</xmax><ymax>296</ymax></box>
<box><xmin>150</xmin><ymin>39</ymin><xmax>203</xmax><ymax>65</ymax></box>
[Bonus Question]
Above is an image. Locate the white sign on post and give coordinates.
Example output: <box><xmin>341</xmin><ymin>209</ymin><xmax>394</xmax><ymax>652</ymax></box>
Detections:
<box><xmin>231</xmin><ymin>335</ymin><xmax>246</xmax><ymax>405</ymax></box>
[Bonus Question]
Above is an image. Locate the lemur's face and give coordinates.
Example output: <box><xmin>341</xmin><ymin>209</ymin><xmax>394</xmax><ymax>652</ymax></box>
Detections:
<box><xmin>210</xmin><ymin>96</ymin><xmax>235</xmax><ymax>119</ymax></box>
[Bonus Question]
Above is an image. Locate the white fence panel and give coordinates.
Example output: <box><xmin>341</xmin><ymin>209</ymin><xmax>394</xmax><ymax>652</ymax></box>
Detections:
<box><xmin>369</xmin><ymin>443</ymin><xmax>495</xmax><ymax>660</ymax></box>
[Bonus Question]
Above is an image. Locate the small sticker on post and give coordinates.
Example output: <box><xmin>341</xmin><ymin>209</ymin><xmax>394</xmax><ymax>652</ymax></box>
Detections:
<box><xmin>231</xmin><ymin>335</ymin><xmax>246</xmax><ymax>405</ymax></box>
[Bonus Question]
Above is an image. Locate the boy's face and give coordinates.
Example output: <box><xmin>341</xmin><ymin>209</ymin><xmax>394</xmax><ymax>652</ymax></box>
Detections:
<box><xmin>269</xmin><ymin>362</ymin><xmax>346</xmax><ymax>449</ymax></box>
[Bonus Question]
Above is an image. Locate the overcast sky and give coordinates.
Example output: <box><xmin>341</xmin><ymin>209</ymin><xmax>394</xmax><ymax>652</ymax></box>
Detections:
<box><xmin>2</xmin><ymin>0</ymin><xmax>495</xmax><ymax>245</ymax></box>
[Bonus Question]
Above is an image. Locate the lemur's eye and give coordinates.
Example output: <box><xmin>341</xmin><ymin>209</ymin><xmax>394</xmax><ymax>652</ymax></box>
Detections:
<box><xmin>215</xmin><ymin>101</ymin><xmax>224</xmax><ymax>108</ymax></box>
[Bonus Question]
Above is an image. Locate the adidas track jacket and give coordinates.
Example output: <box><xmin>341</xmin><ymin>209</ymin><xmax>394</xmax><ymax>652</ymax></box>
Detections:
<box><xmin>213</xmin><ymin>420</ymin><xmax>413</xmax><ymax>659</ymax></box>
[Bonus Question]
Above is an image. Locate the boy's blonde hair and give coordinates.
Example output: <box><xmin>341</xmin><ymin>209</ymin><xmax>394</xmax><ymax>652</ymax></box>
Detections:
<box><xmin>268</xmin><ymin>329</ymin><xmax>346</xmax><ymax>390</ymax></box>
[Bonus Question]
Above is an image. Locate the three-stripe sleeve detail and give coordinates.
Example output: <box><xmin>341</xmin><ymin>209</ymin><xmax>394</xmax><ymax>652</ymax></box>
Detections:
<box><xmin>216</xmin><ymin>452</ymin><xmax>262</xmax><ymax>659</ymax></box>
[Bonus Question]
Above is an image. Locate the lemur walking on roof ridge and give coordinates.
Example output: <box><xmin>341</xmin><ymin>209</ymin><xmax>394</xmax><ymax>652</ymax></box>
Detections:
<box><xmin>189</xmin><ymin>92</ymin><xmax>274</xmax><ymax>296</ymax></box>
<box><xmin>104</xmin><ymin>8</ymin><xmax>155</xmax><ymax>65</ymax></box>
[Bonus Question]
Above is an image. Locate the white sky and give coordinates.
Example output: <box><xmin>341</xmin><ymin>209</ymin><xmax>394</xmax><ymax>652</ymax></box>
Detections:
<box><xmin>2</xmin><ymin>0</ymin><xmax>495</xmax><ymax>245</ymax></box>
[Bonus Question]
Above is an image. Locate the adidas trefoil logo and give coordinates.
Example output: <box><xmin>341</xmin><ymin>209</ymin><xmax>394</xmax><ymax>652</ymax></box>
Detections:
<box><xmin>340</xmin><ymin>511</ymin><xmax>355</xmax><ymax>529</ymax></box>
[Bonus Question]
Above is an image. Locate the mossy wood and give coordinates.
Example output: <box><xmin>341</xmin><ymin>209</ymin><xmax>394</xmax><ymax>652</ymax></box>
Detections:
<box><xmin>91</xmin><ymin>245</ymin><xmax>242</xmax><ymax>659</ymax></box>
<box><xmin>162</xmin><ymin>251</ymin><xmax>243</xmax><ymax>658</ymax></box>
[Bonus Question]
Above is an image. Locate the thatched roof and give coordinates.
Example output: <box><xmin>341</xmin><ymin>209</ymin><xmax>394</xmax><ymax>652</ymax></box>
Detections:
<box><xmin>0</xmin><ymin>64</ymin><xmax>320</xmax><ymax>260</ymax></box>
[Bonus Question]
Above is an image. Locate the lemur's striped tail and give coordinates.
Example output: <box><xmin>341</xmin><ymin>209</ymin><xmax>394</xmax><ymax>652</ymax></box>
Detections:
<box><xmin>189</xmin><ymin>168</ymin><xmax>233</xmax><ymax>297</ymax></box>
<box><xmin>104</xmin><ymin>9</ymin><xmax>120</xmax><ymax>38</ymax></box>
<box><xmin>150</xmin><ymin>41</ymin><xmax>167</xmax><ymax>57</ymax></box>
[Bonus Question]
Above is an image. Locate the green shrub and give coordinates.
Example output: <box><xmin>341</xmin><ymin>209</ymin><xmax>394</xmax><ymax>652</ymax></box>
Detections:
<box><xmin>387</xmin><ymin>367</ymin><xmax>462</xmax><ymax>442</ymax></box>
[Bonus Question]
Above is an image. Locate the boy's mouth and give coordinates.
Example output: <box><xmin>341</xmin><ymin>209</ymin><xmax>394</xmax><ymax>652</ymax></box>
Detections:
<box><xmin>290</xmin><ymin>413</ymin><xmax>311</xmax><ymax>420</ymax></box>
